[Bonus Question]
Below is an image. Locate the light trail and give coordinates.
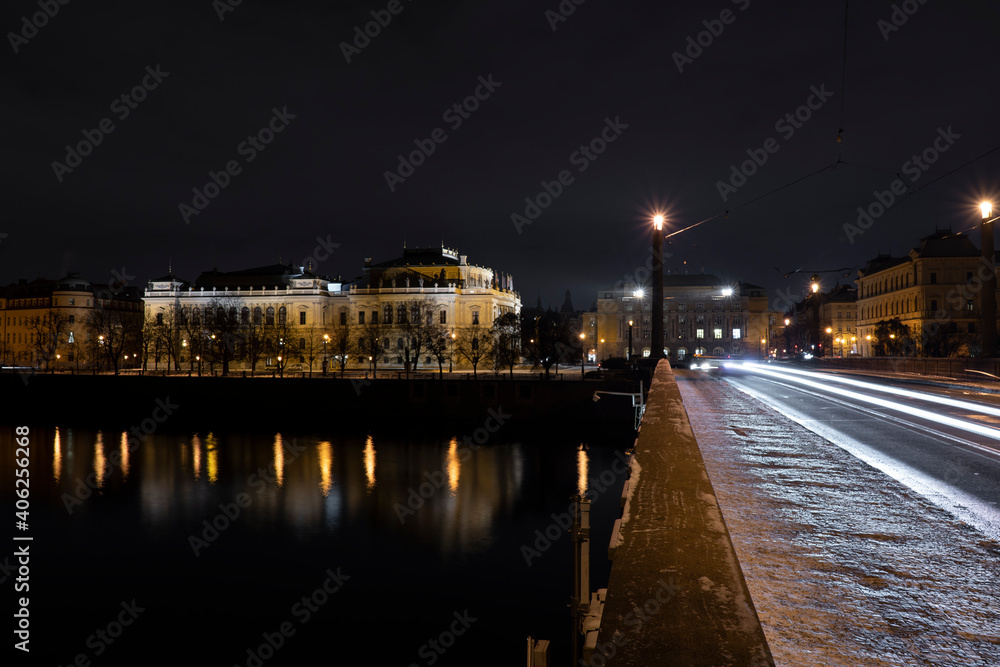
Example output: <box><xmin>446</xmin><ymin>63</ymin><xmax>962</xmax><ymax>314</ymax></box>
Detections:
<box><xmin>733</xmin><ymin>362</ymin><xmax>1000</xmax><ymax>441</ymax></box>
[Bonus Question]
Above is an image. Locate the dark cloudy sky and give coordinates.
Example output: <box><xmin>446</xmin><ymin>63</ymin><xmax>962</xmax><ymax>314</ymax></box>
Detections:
<box><xmin>3</xmin><ymin>0</ymin><xmax>998</xmax><ymax>311</ymax></box>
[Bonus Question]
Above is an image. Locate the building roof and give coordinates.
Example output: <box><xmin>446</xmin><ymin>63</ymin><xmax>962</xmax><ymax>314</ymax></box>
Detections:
<box><xmin>909</xmin><ymin>231</ymin><xmax>979</xmax><ymax>258</ymax></box>
<box><xmin>192</xmin><ymin>263</ymin><xmax>330</xmax><ymax>289</ymax></box>
<box><xmin>858</xmin><ymin>254</ymin><xmax>909</xmax><ymax>277</ymax></box>
<box><xmin>369</xmin><ymin>246</ymin><xmax>463</xmax><ymax>269</ymax></box>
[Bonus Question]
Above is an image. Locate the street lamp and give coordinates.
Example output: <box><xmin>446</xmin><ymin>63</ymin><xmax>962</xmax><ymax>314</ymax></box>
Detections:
<box><xmin>981</xmin><ymin>201</ymin><xmax>996</xmax><ymax>357</ymax></box>
<box><xmin>449</xmin><ymin>332</ymin><xmax>456</xmax><ymax>372</ymax></box>
<box><xmin>652</xmin><ymin>214</ymin><xmax>665</xmax><ymax>359</ymax></box>
<box><xmin>579</xmin><ymin>332</ymin><xmax>586</xmax><ymax>378</ymax></box>
<box><xmin>627</xmin><ymin>319</ymin><xmax>634</xmax><ymax>360</ymax></box>
<box><xmin>323</xmin><ymin>333</ymin><xmax>330</xmax><ymax>375</ymax></box>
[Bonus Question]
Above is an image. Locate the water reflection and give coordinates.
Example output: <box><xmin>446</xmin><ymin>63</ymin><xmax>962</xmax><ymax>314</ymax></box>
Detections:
<box><xmin>317</xmin><ymin>441</ymin><xmax>332</xmax><ymax>496</ymax></box>
<box><xmin>192</xmin><ymin>434</ymin><xmax>202</xmax><ymax>480</ymax></box>
<box><xmin>205</xmin><ymin>433</ymin><xmax>219</xmax><ymax>483</ymax></box>
<box><xmin>446</xmin><ymin>438</ymin><xmax>460</xmax><ymax>494</ymax></box>
<box><xmin>274</xmin><ymin>434</ymin><xmax>286</xmax><ymax>487</ymax></box>
<box><xmin>94</xmin><ymin>432</ymin><xmax>106</xmax><ymax>488</ymax></box>
<box><xmin>53</xmin><ymin>427</ymin><xmax>62</xmax><ymax>483</ymax></box>
<box><xmin>35</xmin><ymin>429</ymin><xmax>550</xmax><ymax>557</ymax></box>
<box><xmin>364</xmin><ymin>436</ymin><xmax>376</xmax><ymax>492</ymax></box>
<box><xmin>120</xmin><ymin>432</ymin><xmax>130</xmax><ymax>480</ymax></box>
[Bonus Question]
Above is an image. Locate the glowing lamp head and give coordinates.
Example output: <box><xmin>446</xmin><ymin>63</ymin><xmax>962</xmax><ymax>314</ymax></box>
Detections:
<box><xmin>579</xmin><ymin>333</ymin><xmax>586</xmax><ymax>340</ymax></box>
<box><xmin>826</xmin><ymin>327</ymin><xmax>832</xmax><ymax>334</ymax></box>
<box><xmin>983</xmin><ymin>201</ymin><xmax>994</xmax><ymax>220</ymax></box>
<box><xmin>634</xmin><ymin>288</ymin><xmax>645</xmax><ymax>299</ymax></box>
<box><xmin>653</xmin><ymin>214</ymin><xmax>664</xmax><ymax>230</ymax></box>
<box><xmin>721</xmin><ymin>287</ymin><xmax>733</xmax><ymax>297</ymax></box>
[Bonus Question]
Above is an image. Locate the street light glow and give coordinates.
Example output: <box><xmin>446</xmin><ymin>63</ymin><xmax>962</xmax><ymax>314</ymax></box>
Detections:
<box><xmin>982</xmin><ymin>201</ymin><xmax>993</xmax><ymax>220</ymax></box>
<box><xmin>653</xmin><ymin>214</ymin><xmax>664</xmax><ymax>230</ymax></box>
<box><xmin>721</xmin><ymin>287</ymin><xmax>733</xmax><ymax>297</ymax></box>
<box><xmin>634</xmin><ymin>288</ymin><xmax>645</xmax><ymax>299</ymax></box>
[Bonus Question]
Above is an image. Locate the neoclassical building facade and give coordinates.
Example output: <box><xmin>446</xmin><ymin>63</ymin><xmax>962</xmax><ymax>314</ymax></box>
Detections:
<box><xmin>142</xmin><ymin>246</ymin><xmax>521</xmax><ymax>371</ymax></box>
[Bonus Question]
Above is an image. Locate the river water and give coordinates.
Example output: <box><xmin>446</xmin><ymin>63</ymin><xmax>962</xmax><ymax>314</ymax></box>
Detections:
<box><xmin>1</xmin><ymin>422</ymin><xmax>630</xmax><ymax>666</ymax></box>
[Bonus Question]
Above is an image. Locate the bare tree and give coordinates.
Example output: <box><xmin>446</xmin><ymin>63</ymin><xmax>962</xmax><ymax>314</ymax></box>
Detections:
<box><xmin>455</xmin><ymin>322</ymin><xmax>491</xmax><ymax>378</ymax></box>
<box><xmin>28</xmin><ymin>311</ymin><xmax>69</xmax><ymax>372</ymax></box>
<box><xmin>88</xmin><ymin>306</ymin><xmax>140</xmax><ymax>375</ymax></box>
<box><xmin>329</xmin><ymin>312</ymin><xmax>354</xmax><ymax>377</ymax></box>
<box><xmin>242</xmin><ymin>306</ymin><xmax>268</xmax><ymax>375</ymax></box>
<box><xmin>358</xmin><ymin>317</ymin><xmax>387</xmax><ymax>379</ymax></box>
<box><xmin>491</xmin><ymin>312</ymin><xmax>521</xmax><ymax>378</ymax></box>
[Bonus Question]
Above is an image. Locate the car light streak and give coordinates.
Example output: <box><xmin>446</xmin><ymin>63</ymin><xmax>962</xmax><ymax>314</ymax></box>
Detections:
<box><xmin>742</xmin><ymin>363</ymin><xmax>1000</xmax><ymax>418</ymax></box>
<box><xmin>738</xmin><ymin>363</ymin><xmax>1000</xmax><ymax>441</ymax></box>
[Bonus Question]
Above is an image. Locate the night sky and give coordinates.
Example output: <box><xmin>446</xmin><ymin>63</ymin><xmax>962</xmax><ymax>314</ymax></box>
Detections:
<box><xmin>4</xmin><ymin>0</ymin><xmax>998</xmax><ymax>311</ymax></box>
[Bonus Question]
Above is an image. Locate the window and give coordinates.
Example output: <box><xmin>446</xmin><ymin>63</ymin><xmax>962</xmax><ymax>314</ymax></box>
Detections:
<box><xmin>70</xmin><ymin>315</ymin><xmax>76</xmax><ymax>325</ymax></box>
<box><xmin>397</xmin><ymin>305</ymin><xmax>407</xmax><ymax>323</ymax></box>
<box><xmin>155</xmin><ymin>313</ymin><xmax>162</xmax><ymax>325</ymax></box>
<box><xmin>299</xmin><ymin>311</ymin><xmax>307</xmax><ymax>325</ymax></box>
<box><xmin>967</xmin><ymin>300</ymin><xmax>974</xmax><ymax>312</ymax></box>
<box><xmin>678</xmin><ymin>303</ymin><xmax>687</xmax><ymax>311</ymax></box>
<box><xmin>384</xmin><ymin>305</ymin><xmax>392</xmax><ymax>324</ymax></box>
<box><xmin>439</xmin><ymin>310</ymin><xmax>447</xmax><ymax>324</ymax></box>
<box><xmin>359</xmin><ymin>311</ymin><xmax>365</xmax><ymax>325</ymax></box>
<box><xmin>678</xmin><ymin>314</ymin><xmax>687</xmax><ymax>324</ymax></box>
<box><xmin>278</xmin><ymin>306</ymin><xmax>287</xmax><ymax>324</ymax></box>
<box><xmin>930</xmin><ymin>272</ymin><xmax>937</xmax><ymax>284</ymax></box>
<box><xmin>192</xmin><ymin>308</ymin><xmax>201</xmax><ymax>325</ymax></box>
<box><xmin>68</xmin><ymin>298</ymin><xmax>75</xmax><ymax>306</ymax></box>
<box><xmin>299</xmin><ymin>338</ymin><xmax>306</xmax><ymax>350</ymax></box>
<box><xmin>266</xmin><ymin>307</ymin><xmax>275</xmax><ymax>325</ymax></box>
<box><xmin>372</xmin><ymin>311</ymin><xmax>379</xmax><ymax>324</ymax></box>
<box><xmin>340</xmin><ymin>311</ymin><xmax>347</xmax><ymax>326</ymax></box>
<box><xmin>713</xmin><ymin>328</ymin><xmax>723</xmax><ymax>339</ymax></box>
<box><xmin>254</xmin><ymin>307</ymin><xmax>263</xmax><ymax>325</ymax></box>
<box><xmin>696</xmin><ymin>315</ymin><xmax>705</xmax><ymax>325</ymax></box>
<box><xmin>930</xmin><ymin>299</ymin><xmax>938</xmax><ymax>312</ymax></box>
<box><xmin>472</xmin><ymin>311</ymin><xmax>479</xmax><ymax>325</ymax></box>
<box><xmin>696</xmin><ymin>328</ymin><xmax>705</xmax><ymax>339</ymax></box>
<box><xmin>696</xmin><ymin>303</ymin><xmax>704</xmax><ymax>311</ymax></box>
<box><xmin>732</xmin><ymin>328</ymin><xmax>741</xmax><ymax>339</ymax></box>
<box><xmin>970</xmin><ymin>322</ymin><xmax>976</xmax><ymax>333</ymax></box>
<box><xmin>358</xmin><ymin>337</ymin><xmax>365</xmax><ymax>351</ymax></box>
<box><xmin>241</xmin><ymin>308</ymin><xmax>249</xmax><ymax>324</ymax></box>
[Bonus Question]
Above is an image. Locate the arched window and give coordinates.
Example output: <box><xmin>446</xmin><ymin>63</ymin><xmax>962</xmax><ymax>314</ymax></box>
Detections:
<box><xmin>397</xmin><ymin>304</ymin><xmax>407</xmax><ymax>324</ymax></box>
<box><xmin>192</xmin><ymin>307</ymin><xmax>201</xmax><ymax>325</ymax></box>
<box><xmin>229</xmin><ymin>307</ymin><xmax>238</xmax><ymax>323</ymax></box>
<box><xmin>266</xmin><ymin>307</ymin><xmax>275</xmax><ymax>325</ymax></box>
<box><xmin>204</xmin><ymin>307</ymin><xmax>214</xmax><ymax>325</ymax></box>
<box><xmin>253</xmin><ymin>307</ymin><xmax>262</xmax><ymax>325</ymax></box>
<box><xmin>411</xmin><ymin>304</ymin><xmax>420</xmax><ymax>322</ymax></box>
<box><xmin>241</xmin><ymin>307</ymin><xmax>250</xmax><ymax>324</ymax></box>
<box><xmin>278</xmin><ymin>306</ymin><xmax>287</xmax><ymax>324</ymax></box>
<box><xmin>382</xmin><ymin>337</ymin><xmax>390</xmax><ymax>350</ymax></box>
<box><xmin>397</xmin><ymin>337</ymin><xmax>404</xmax><ymax>349</ymax></box>
<box><xmin>358</xmin><ymin>337</ymin><xmax>365</xmax><ymax>351</ymax></box>
<box><xmin>440</xmin><ymin>310</ymin><xmax>447</xmax><ymax>324</ymax></box>
<box><xmin>472</xmin><ymin>336</ymin><xmax>479</xmax><ymax>350</ymax></box>
<box><xmin>384</xmin><ymin>305</ymin><xmax>392</xmax><ymax>324</ymax></box>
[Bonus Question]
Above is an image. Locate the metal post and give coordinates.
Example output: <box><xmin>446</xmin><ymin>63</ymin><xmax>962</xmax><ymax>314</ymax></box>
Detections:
<box><xmin>983</xmin><ymin>211</ymin><xmax>997</xmax><ymax>357</ymax></box>
<box><xmin>652</xmin><ymin>224</ymin><xmax>664</xmax><ymax>359</ymax></box>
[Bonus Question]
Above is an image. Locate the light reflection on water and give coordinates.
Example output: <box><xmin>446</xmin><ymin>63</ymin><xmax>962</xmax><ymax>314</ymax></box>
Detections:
<box><xmin>43</xmin><ymin>427</ymin><xmax>534</xmax><ymax>556</ymax></box>
<box><xmin>2</xmin><ymin>423</ymin><xmax>629</xmax><ymax>665</ymax></box>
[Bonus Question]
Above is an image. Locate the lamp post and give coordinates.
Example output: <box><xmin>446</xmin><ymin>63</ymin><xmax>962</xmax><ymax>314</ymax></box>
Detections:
<box><xmin>579</xmin><ymin>332</ymin><xmax>586</xmax><ymax>378</ymax></box>
<box><xmin>652</xmin><ymin>214</ymin><xmax>665</xmax><ymax>359</ymax></box>
<box><xmin>323</xmin><ymin>333</ymin><xmax>329</xmax><ymax>375</ymax></box>
<box><xmin>449</xmin><ymin>332</ymin><xmax>456</xmax><ymax>372</ymax></box>
<box><xmin>825</xmin><ymin>327</ymin><xmax>832</xmax><ymax>358</ymax></box>
<box><xmin>981</xmin><ymin>201</ymin><xmax>997</xmax><ymax>357</ymax></box>
<box><xmin>627</xmin><ymin>319</ymin><xmax>634</xmax><ymax>360</ymax></box>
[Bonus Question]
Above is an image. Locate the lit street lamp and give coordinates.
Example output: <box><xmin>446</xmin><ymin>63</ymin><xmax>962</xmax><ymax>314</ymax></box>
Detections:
<box><xmin>579</xmin><ymin>332</ymin><xmax>586</xmax><ymax>378</ymax></box>
<box><xmin>627</xmin><ymin>319</ymin><xmax>634</xmax><ymax>361</ymax></box>
<box><xmin>652</xmin><ymin>214</ymin><xmax>664</xmax><ymax>359</ymax></box>
<box><xmin>981</xmin><ymin>201</ymin><xmax>996</xmax><ymax>357</ymax></box>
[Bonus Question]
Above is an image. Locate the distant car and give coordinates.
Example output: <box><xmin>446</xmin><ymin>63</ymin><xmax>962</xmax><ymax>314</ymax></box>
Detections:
<box><xmin>285</xmin><ymin>363</ymin><xmax>306</xmax><ymax>372</ymax></box>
